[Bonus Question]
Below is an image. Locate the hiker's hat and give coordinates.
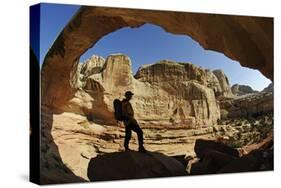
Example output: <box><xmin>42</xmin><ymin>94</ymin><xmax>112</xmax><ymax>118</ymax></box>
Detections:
<box><xmin>125</xmin><ymin>91</ymin><xmax>134</xmax><ymax>96</ymax></box>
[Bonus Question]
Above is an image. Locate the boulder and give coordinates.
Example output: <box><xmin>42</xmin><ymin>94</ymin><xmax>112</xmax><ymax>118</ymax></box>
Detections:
<box><xmin>87</xmin><ymin>151</ymin><xmax>187</xmax><ymax>181</ymax></box>
<box><xmin>218</xmin><ymin>152</ymin><xmax>261</xmax><ymax>173</ymax></box>
<box><xmin>219</xmin><ymin>136</ymin><xmax>273</xmax><ymax>173</ymax></box>
<box><xmin>190</xmin><ymin>137</ymin><xmax>273</xmax><ymax>175</ymax></box>
<box><xmin>194</xmin><ymin>139</ymin><xmax>240</xmax><ymax>159</ymax></box>
<box><xmin>190</xmin><ymin>148</ymin><xmax>238</xmax><ymax>175</ymax></box>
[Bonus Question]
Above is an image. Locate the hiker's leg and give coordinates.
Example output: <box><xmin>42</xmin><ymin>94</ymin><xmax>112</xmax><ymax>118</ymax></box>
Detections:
<box><xmin>131</xmin><ymin>119</ymin><xmax>144</xmax><ymax>147</ymax></box>
<box><xmin>124</xmin><ymin>125</ymin><xmax>132</xmax><ymax>149</ymax></box>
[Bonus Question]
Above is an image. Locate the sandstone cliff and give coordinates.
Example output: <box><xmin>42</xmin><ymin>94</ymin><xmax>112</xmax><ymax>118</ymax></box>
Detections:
<box><xmin>213</xmin><ymin>69</ymin><xmax>233</xmax><ymax>98</ymax></box>
<box><xmin>81</xmin><ymin>55</ymin><xmax>105</xmax><ymax>77</ymax></box>
<box><xmin>134</xmin><ymin>60</ymin><xmax>225</xmax><ymax>126</ymax></box>
<box><xmin>61</xmin><ymin>53</ymin><xmax>273</xmax><ymax>128</ymax></box>
<box><xmin>63</xmin><ymin>55</ymin><xmax>235</xmax><ymax>127</ymax></box>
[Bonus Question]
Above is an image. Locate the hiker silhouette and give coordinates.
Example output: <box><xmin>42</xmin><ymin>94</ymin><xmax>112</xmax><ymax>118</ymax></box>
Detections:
<box><xmin>121</xmin><ymin>91</ymin><xmax>147</xmax><ymax>153</ymax></box>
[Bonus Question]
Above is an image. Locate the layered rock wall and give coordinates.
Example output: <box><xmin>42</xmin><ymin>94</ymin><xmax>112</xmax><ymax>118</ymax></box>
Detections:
<box><xmin>219</xmin><ymin>92</ymin><xmax>273</xmax><ymax>119</ymax></box>
<box><xmin>66</xmin><ymin>55</ymin><xmax>228</xmax><ymax>126</ymax></box>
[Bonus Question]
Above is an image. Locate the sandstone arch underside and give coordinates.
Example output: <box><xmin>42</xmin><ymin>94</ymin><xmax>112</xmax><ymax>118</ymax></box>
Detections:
<box><xmin>42</xmin><ymin>6</ymin><xmax>273</xmax><ymax>110</ymax></box>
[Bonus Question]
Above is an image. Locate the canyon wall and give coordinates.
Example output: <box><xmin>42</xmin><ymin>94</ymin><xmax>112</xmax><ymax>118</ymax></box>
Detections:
<box><xmin>63</xmin><ymin>54</ymin><xmax>235</xmax><ymax>126</ymax></box>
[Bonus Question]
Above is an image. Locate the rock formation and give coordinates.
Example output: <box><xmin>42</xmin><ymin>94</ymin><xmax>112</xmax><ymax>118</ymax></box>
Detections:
<box><xmin>189</xmin><ymin>135</ymin><xmax>273</xmax><ymax>175</ymax></box>
<box><xmin>61</xmin><ymin>53</ymin><xmax>274</xmax><ymax>128</ymax></box>
<box><xmin>41</xmin><ymin>6</ymin><xmax>273</xmax><ymax>111</ymax></box>
<box><xmin>45</xmin><ymin>111</ymin><xmax>217</xmax><ymax>181</ymax></box>
<box><xmin>261</xmin><ymin>83</ymin><xmax>273</xmax><ymax>93</ymax></box>
<box><xmin>134</xmin><ymin>61</ymin><xmax>224</xmax><ymax>95</ymax></box>
<box><xmin>66</xmin><ymin>55</ymin><xmax>229</xmax><ymax>127</ymax></box>
<box><xmin>39</xmin><ymin>6</ymin><xmax>273</xmax><ymax>183</ymax></box>
<box><xmin>231</xmin><ymin>84</ymin><xmax>258</xmax><ymax>96</ymax></box>
<box><xmin>219</xmin><ymin>92</ymin><xmax>273</xmax><ymax>119</ymax></box>
<box><xmin>43</xmin><ymin>108</ymin><xmax>273</xmax><ymax>181</ymax></box>
<box><xmin>40</xmin><ymin>53</ymin><xmax>273</xmax><ymax>183</ymax></box>
<box><xmin>221</xmin><ymin>83</ymin><xmax>273</xmax><ymax>119</ymax></box>
<box><xmin>80</xmin><ymin>55</ymin><xmax>105</xmax><ymax>77</ymax></box>
<box><xmin>212</xmin><ymin>70</ymin><xmax>233</xmax><ymax>98</ymax></box>
<box><xmin>135</xmin><ymin>60</ymin><xmax>223</xmax><ymax>124</ymax></box>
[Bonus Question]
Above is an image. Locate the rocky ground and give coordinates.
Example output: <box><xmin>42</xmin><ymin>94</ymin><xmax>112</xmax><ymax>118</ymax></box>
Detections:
<box><xmin>49</xmin><ymin>112</ymin><xmax>211</xmax><ymax>180</ymax></box>
<box><xmin>40</xmin><ymin>54</ymin><xmax>273</xmax><ymax>183</ymax></box>
<box><xmin>47</xmin><ymin>111</ymin><xmax>273</xmax><ymax>181</ymax></box>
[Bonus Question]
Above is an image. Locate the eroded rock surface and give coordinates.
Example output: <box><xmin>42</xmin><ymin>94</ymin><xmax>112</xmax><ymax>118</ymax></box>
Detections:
<box><xmin>219</xmin><ymin>92</ymin><xmax>273</xmax><ymax>119</ymax></box>
<box><xmin>40</xmin><ymin>53</ymin><xmax>273</xmax><ymax>183</ymax></box>
<box><xmin>42</xmin><ymin>6</ymin><xmax>273</xmax><ymax>111</ymax></box>
<box><xmin>39</xmin><ymin>6</ymin><xmax>273</xmax><ymax>183</ymax></box>
<box><xmin>43</xmin><ymin>111</ymin><xmax>273</xmax><ymax>181</ymax></box>
<box><xmin>213</xmin><ymin>69</ymin><xmax>233</xmax><ymax>98</ymax></box>
<box><xmin>66</xmin><ymin>55</ymin><xmax>225</xmax><ymax>127</ymax></box>
<box><xmin>46</xmin><ymin>112</ymin><xmax>216</xmax><ymax>180</ymax></box>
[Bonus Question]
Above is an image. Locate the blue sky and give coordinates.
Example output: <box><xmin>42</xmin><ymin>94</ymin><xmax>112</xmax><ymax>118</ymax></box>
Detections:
<box><xmin>39</xmin><ymin>3</ymin><xmax>80</xmax><ymax>62</ymax></box>
<box><xmin>38</xmin><ymin>3</ymin><xmax>271</xmax><ymax>91</ymax></box>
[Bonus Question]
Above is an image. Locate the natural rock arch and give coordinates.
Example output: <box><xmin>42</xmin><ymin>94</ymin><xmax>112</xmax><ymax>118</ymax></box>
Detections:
<box><xmin>40</xmin><ymin>6</ymin><xmax>273</xmax><ymax>183</ymax></box>
<box><xmin>42</xmin><ymin>6</ymin><xmax>273</xmax><ymax>111</ymax></box>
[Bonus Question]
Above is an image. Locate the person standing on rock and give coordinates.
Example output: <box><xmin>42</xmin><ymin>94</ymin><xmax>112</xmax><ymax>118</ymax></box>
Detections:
<box><xmin>122</xmin><ymin>91</ymin><xmax>147</xmax><ymax>153</ymax></box>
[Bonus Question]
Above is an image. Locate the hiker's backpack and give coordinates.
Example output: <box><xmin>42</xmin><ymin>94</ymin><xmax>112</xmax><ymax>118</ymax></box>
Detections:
<box><xmin>113</xmin><ymin>99</ymin><xmax>124</xmax><ymax>121</ymax></box>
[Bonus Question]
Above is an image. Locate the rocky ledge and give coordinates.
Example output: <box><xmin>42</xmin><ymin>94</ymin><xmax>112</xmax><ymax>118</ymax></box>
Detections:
<box><xmin>87</xmin><ymin>151</ymin><xmax>187</xmax><ymax>181</ymax></box>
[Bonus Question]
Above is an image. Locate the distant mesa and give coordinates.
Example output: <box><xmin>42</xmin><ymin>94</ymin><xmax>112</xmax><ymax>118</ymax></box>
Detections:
<box><xmin>231</xmin><ymin>84</ymin><xmax>258</xmax><ymax>96</ymax></box>
<box><xmin>87</xmin><ymin>151</ymin><xmax>188</xmax><ymax>181</ymax></box>
<box><xmin>220</xmin><ymin>82</ymin><xmax>273</xmax><ymax>119</ymax></box>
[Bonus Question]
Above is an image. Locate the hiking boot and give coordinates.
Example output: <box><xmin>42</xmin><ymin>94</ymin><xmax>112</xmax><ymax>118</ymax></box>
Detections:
<box><xmin>125</xmin><ymin>146</ymin><xmax>132</xmax><ymax>151</ymax></box>
<box><xmin>138</xmin><ymin>146</ymin><xmax>147</xmax><ymax>153</ymax></box>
